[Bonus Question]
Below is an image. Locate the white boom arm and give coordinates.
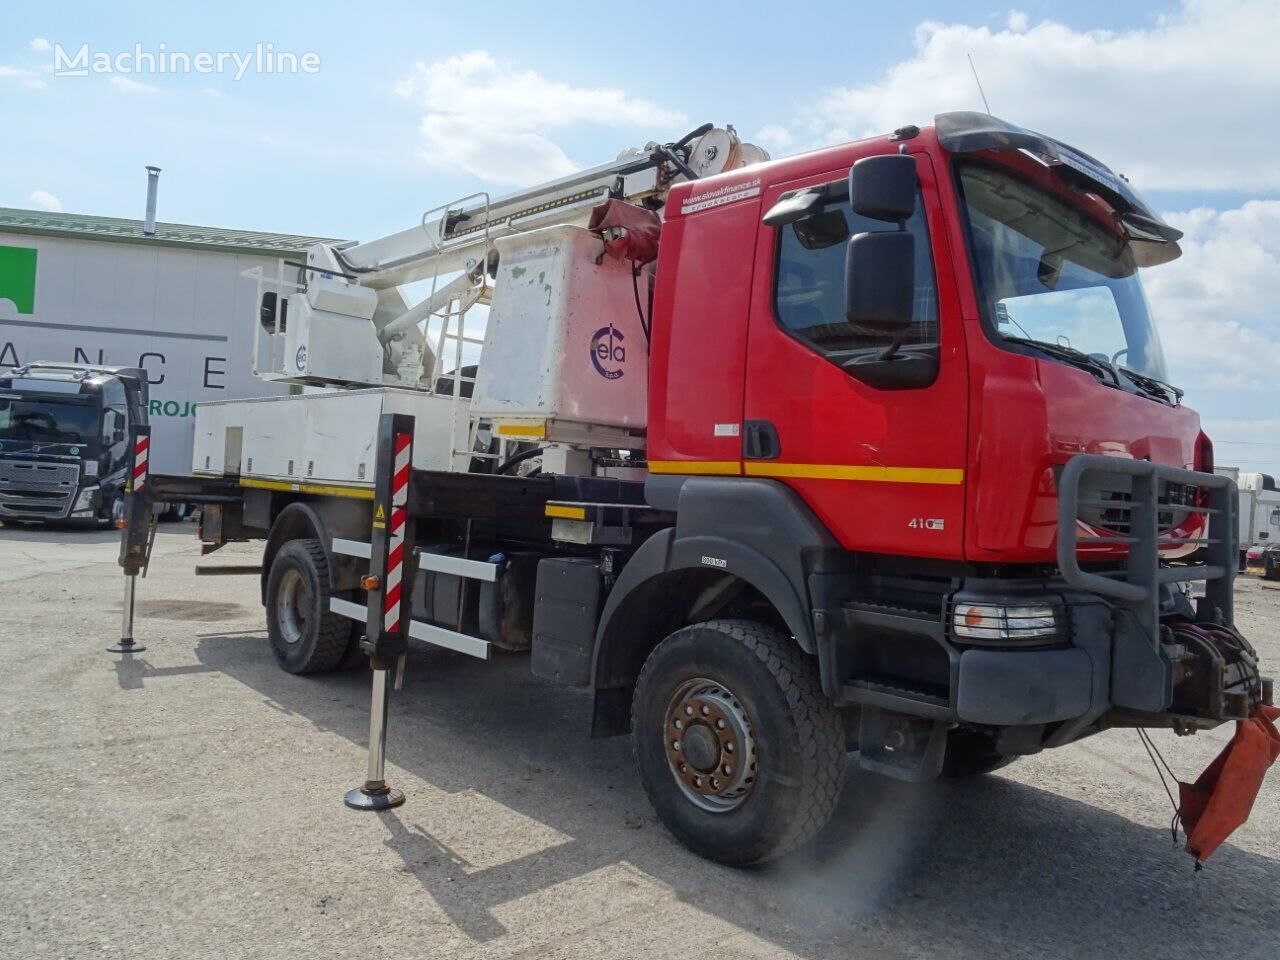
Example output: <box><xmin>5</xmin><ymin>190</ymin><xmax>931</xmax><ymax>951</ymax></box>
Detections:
<box><xmin>317</xmin><ymin>151</ymin><xmax>670</xmax><ymax>290</ymax></box>
<box><xmin>260</xmin><ymin>123</ymin><xmax>767</xmax><ymax>389</ymax></box>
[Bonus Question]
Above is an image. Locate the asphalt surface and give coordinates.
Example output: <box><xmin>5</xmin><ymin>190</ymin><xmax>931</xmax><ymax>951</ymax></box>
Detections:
<box><xmin>1</xmin><ymin>522</ymin><xmax>1278</xmax><ymax>959</ymax></box>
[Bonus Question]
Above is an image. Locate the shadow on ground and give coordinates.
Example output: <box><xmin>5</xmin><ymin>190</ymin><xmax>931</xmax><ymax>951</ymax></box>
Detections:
<box><xmin>183</xmin><ymin>632</ymin><xmax>1280</xmax><ymax>959</ymax></box>
<box><xmin>0</xmin><ymin>520</ymin><xmax>119</xmax><ymax>543</ymax></box>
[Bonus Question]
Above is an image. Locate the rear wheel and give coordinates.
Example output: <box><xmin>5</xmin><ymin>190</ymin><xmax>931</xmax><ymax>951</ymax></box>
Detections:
<box><xmin>160</xmin><ymin>502</ymin><xmax>190</xmax><ymax>522</ymax></box>
<box><xmin>265</xmin><ymin>539</ymin><xmax>350</xmax><ymax>674</ymax></box>
<box><xmin>632</xmin><ymin>619</ymin><xmax>844</xmax><ymax>866</ymax></box>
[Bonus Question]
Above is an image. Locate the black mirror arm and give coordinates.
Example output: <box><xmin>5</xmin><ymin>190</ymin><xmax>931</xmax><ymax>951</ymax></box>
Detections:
<box><xmin>878</xmin><ymin>332</ymin><xmax>907</xmax><ymax>362</ymax></box>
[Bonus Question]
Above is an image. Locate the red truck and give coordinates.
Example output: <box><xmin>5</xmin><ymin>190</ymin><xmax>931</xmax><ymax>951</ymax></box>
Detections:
<box><xmin>119</xmin><ymin>113</ymin><xmax>1271</xmax><ymax>866</ymax></box>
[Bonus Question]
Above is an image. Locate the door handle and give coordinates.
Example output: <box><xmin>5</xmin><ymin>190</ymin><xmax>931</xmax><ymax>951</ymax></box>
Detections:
<box><xmin>743</xmin><ymin>420</ymin><xmax>781</xmax><ymax>460</ymax></box>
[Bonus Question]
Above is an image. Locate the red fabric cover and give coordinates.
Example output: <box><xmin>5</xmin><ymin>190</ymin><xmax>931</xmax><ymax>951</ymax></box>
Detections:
<box><xmin>1178</xmin><ymin>704</ymin><xmax>1280</xmax><ymax>863</ymax></box>
<box><xmin>588</xmin><ymin>199</ymin><xmax>662</xmax><ymax>265</ymax></box>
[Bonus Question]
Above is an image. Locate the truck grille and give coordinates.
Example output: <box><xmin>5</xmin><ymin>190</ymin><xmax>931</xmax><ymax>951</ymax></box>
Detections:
<box><xmin>1057</xmin><ymin>455</ymin><xmax>1235</xmax><ymax>615</ymax></box>
<box><xmin>1075</xmin><ymin>475</ymin><xmax>1198</xmax><ymax>535</ymax></box>
<box><xmin>0</xmin><ymin>457</ymin><xmax>79</xmax><ymax>518</ymax></box>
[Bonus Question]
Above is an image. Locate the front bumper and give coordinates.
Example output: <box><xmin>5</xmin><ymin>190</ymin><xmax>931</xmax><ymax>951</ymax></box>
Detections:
<box><xmin>834</xmin><ymin>456</ymin><xmax>1268</xmax><ymax>779</ymax></box>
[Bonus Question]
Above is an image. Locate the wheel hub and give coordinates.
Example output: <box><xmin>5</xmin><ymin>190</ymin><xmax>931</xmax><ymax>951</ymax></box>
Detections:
<box><xmin>276</xmin><ymin>568</ymin><xmax>310</xmax><ymax>645</ymax></box>
<box><xmin>664</xmin><ymin>679</ymin><xmax>757</xmax><ymax>812</ymax></box>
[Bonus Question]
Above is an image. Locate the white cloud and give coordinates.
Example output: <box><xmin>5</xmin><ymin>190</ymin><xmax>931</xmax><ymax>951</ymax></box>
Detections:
<box><xmin>1145</xmin><ymin>200</ymin><xmax>1280</xmax><ymax>390</ymax></box>
<box><xmin>755</xmin><ymin>124</ymin><xmax>795</xmax><ymax>154</ymax></box>
<box><xmin>28</xmin><ymin>190</ymin><xmax>62</xmax><ymax>212</ymax></box>
<box><xmin>417</xmin><ymin>115</ymin><xmax>578</xmax><ymax>185</ymax></box>
<box><xmin>396</xmin><ymin>51</ymin><xmax>686</xmax><ymax>185</ymax></box>
<box><xmin>109</xmin><ymin>75</ymin><xmax>158</xmax><ymax>95</ymax></box>
<box><xmin>793</xmin><ymin>0</ymin><xmax>1280</xmax><ymax>191</ymax></box>
<box><xmin>29</xmin><ymin>37</ymin><xmax>50</xmax><ymax>53</ymax></box>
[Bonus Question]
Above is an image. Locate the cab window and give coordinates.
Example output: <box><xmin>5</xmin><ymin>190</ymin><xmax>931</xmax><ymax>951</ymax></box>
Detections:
<box><xmin>774</xmin><ymin>188</ymin><xmax>938</xmax><ymax>359</ymax></box>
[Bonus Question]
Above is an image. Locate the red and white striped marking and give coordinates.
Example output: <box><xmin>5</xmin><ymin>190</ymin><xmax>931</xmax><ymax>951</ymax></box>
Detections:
<box><xmin>383</xmin><ymin>432</ymin><xmax>412</xmax><ymax>632</ymax></box>
<box><xmin>132</xmin><ymin>435</ymin><xmax>149</xmax><ymax>493</ymax></box>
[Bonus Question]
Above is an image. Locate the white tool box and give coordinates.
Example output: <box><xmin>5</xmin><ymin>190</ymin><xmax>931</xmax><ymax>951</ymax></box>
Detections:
<box><xmin>192</xmin><ymin>387</ymin><xmax>471</xmax><ymax>485</ymax></box>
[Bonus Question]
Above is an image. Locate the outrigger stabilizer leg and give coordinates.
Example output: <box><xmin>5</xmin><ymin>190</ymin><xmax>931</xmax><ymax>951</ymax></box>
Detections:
<box><xmin>345</xmin><ymin>413</ymin><xmax>417</xmax><ymax>811</ymax></box>
<box><xmin>109</xmin><ymin>425</ymin><xmax>152</xmax><ymax>655</ymax></box>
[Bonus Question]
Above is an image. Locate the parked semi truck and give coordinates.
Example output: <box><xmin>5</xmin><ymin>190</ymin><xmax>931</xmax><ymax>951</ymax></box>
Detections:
<box><xmin>121</xmin><ymin>113</ymin><xmax>1272</xmax><ymax>866</ymax></box>
<box><xmin>0</xmin><ymin>362</ymin><xmax>149</xmax><ymax>523</ymax></box>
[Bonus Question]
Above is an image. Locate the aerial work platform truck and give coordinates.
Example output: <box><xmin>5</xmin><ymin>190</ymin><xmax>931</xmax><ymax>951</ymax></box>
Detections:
<box><xmin>117</xmin><ymin>114</ymin><xmax>1273</xmax><ymax>866</ymax></box>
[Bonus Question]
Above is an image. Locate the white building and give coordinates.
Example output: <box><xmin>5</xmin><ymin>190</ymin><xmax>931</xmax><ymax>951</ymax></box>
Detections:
<box><xmin>0</xmin><ymin>206</ymin><xmax>337</xmax><ymax>474</ymax></box>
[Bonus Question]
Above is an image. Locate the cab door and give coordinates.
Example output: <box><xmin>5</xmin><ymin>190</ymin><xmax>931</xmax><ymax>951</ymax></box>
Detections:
<box><xmin>741</xmin><ymin>150</ymin><xmax>969</xmax><ymax>559</ymax></box>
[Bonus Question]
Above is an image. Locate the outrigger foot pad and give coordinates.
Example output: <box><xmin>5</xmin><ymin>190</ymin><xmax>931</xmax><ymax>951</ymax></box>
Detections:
<box><xmin>106</xmin><ymin>641</ymin><xmax>146</xmax><ymax>654</ymax></box>
<box><xmin>344</xmin><ymin>783</ymin><xmax>405</xmax><ymax>811</ymax></box>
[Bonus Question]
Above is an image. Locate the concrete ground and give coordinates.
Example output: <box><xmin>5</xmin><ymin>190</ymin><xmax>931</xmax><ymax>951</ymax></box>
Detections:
<box><xmin>1</xmin><ymin>522</ymin><xmax>1278</xmax><ymax>960</ymax></box>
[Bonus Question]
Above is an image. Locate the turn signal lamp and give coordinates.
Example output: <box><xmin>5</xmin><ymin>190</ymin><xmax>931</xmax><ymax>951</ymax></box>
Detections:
<box><xmin>952</xmin><ymin>603</ymin><xmax>1057</xmax><ymax>641</ymax></box>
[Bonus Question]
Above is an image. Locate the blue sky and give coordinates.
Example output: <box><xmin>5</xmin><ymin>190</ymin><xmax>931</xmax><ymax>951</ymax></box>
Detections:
<box><xmin>2</xmin><ymin>0</ymin><xmax>1278</xmax><ymax>470</ymax></box>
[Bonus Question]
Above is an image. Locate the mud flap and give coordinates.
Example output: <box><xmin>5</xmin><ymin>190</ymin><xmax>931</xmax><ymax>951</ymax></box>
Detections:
<box><xmin>857</xmin><ymin>706</ymin><xmax>948</xmax><ymax>782</ymax></box>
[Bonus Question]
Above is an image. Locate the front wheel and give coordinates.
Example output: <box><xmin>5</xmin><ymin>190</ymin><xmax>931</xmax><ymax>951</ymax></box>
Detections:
<box><xmin>632</xmin><ymin>619</ymin><xmax>844</xmax><ymax>866</ymax></box>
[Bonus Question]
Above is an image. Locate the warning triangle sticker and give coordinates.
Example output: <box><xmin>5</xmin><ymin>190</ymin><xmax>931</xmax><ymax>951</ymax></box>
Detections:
<box><xmin>375</xmin><ymin>503</ymin><xmax>386</xmax><ymax>521</ymax></box>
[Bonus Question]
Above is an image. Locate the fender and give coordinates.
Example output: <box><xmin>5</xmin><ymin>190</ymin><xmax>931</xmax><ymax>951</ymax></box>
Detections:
<box><xmin>261</xmin><ymin>501</ymin><xmax>336</xmax><ymax>603</ymax></box>
<box><xmin>590</xmin><ymin>477</ymin><xmax>845</xmax><ymax>734</ymax></box>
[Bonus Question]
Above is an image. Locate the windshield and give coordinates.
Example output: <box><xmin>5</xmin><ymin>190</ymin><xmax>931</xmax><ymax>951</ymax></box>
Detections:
<box><xmin>956</xmin><ymin>160</ymin><xmax>1171</xmax><ymax>386</ymax></box>
<box><xmin>0</xmin><ymin>396</ymin><xmax>99</xmax><ymax>444</ymax></box>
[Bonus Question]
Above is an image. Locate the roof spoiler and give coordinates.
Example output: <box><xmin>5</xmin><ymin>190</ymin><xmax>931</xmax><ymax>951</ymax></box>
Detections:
<box><xmin>5</xmin><ymin>361</ymin><xmax>150</xmax><ymax>407</ymax></box>
<box><xmin>935</xmin><ymin>112</ymin><xmax>1182</xmax><ymax>267</ymax></box>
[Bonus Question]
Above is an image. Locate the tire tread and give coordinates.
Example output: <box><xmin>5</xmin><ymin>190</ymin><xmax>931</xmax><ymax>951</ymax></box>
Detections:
<box><xmin>633</xmin><ymin>618</ymin><xmax>844</xmax><ymax>863</ymax></box>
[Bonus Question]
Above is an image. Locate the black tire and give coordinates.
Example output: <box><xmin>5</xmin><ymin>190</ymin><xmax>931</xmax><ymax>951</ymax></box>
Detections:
<box><xmin>265</xmin><ymin>539</ymin><xmax>350</xmax><ymax>675</ymax></box>
<box><xmin>159</xmin><ymin>502</ymin><xmax>190</xmax><ymax>523</ymax></box>
<box><xmin>940</xmin><ymin>730</ymin><xmax>1017</xmax><ymax>778</ymax></box>
<box><xmin>632</xmin><ymin>619</ymin><xmax>844</xmax><ymax>866</ymax></box>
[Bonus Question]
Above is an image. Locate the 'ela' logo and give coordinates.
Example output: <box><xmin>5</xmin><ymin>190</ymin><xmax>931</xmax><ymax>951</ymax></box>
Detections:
<box><xmin>295</xmin><ymin>345</ymin><xmax>307</xmax><ymax>370</ymax></box>
<box><xmin>590</xmin><ymin>324</ymin><xmax>625</xmax><ymax>380</ymax></box>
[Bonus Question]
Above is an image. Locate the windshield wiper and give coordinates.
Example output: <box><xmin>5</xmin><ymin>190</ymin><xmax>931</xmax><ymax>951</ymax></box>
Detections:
<box><xmin>1116</xmin><ymin>366</ymin><xmax>1183</xmax><ymax>405</ymax></box>
<box><xmin>1001</xmin><ymin>337</ymin><xmax>1123</xmax><ymax>388</ymax></box>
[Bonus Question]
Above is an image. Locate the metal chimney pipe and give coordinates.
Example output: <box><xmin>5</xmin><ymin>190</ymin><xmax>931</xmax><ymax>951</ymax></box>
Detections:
<box><xmin>143</xmin><ymin>166</ymin><xmax>161</xmax><ymax>236</ymax></box>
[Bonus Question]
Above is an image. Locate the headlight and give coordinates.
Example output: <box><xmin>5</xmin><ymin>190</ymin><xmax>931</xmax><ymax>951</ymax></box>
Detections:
<box><xmin>952</xmin><ymin>603</ymin><xmax>1058</xmax><ymax>642</ymax></box>
<box><xmin>72</xmin><ymin>486</ymin><xmax>99</xmax><ymax>512</ymax></box>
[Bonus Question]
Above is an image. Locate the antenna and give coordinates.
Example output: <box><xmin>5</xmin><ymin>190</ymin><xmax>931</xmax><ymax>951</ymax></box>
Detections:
<box><xmin>967</xmin><ymin>54</ymin><xmax>992</xmax><ymax>114</ymax></box>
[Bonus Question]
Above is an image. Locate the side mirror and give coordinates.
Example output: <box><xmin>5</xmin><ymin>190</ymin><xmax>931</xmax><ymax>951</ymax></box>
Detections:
<box><xmin>845</xmin><ymin>231</ymin><xmax>915</xmax><ymax>332</ymax></box>
<box><xmin>113</xmin><ymin>428</ymin><xmax>126</xmax><ymax>443</ymax></box>
<box><xmin>848</xmin><ymin>154</ymin><xmax>917</xmax><ymax>223</ymax></box>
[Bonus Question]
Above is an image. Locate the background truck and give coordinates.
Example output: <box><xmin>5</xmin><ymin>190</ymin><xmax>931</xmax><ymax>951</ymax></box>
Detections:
<box><xmin>0</xmin><ymin>182</ymin><xmax>337</xmax><ymax>521</ymax></box>
<box><xmin>0</xmin><ymin>362</ymin><xmax>148</xmax><ymax>523</ymax></box>
<box><xmin>122</xmin><ymin>113</ymin><xmax>1271</xmax><ymax>867</ymax></box>
<box><xmin>1215</xmin><ymin>466</ymin><xmax>1280</xmax><ymax>566</ymax></box>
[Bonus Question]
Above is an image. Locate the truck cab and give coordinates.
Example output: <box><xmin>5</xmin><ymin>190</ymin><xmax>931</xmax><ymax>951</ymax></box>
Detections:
<box><xmin>0</xmin><ymin>362</ymin><xmax>148</xmax><ymax>523</ymax></box>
